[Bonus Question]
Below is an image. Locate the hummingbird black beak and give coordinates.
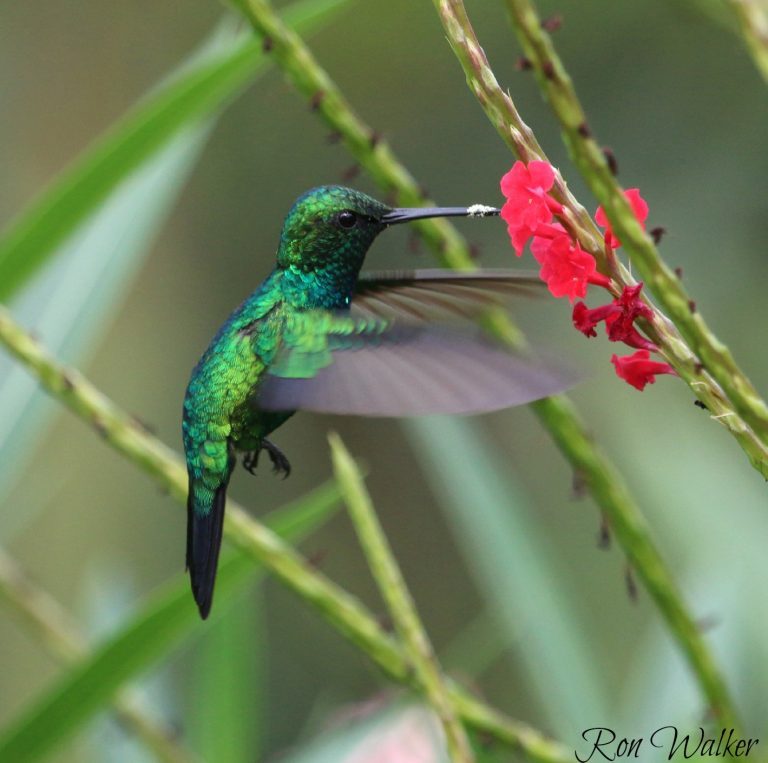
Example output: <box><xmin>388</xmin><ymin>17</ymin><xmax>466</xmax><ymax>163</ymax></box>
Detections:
<box><xmin>380</xmin><ymin>205</ymin><xmax>500</xmax><ymax>225</ymax></box>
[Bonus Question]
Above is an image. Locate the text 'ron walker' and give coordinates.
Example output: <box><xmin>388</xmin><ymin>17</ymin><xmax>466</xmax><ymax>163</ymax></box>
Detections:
<box><xmin>575</xmin><ymin>726</ymin><xmax>760</xmax><ymax>761</ymax></box>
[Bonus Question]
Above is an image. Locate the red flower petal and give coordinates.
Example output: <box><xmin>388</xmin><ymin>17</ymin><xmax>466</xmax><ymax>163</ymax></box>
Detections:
<box><xmin>527</xmin><ymin>160</ymin><xmax>557</xmax><ymax>191</ymax></box>
<box><xmin>572</xmin><ymin>301</ymin><xmax>620</xmax><ymax>337</ymax></box>
<box><xmin>531</xmin><ymin>233</ymin><xmax>599</xmax><ymax>302</ymax></box>
<box><xmin>507</xmin><ymin>223</ymin><xmax>536</xmax><ymax>256</ymax></box>
<box><xmin>500</xmin><ymin>161</ymin><xmax>563</xmax><ymax>254</ymax></box>
<box><xmin>530</xmin><ymin>221</ymin><xmax>567</xmax><ymax>240</ymax></box>
<box><xmin>605</xmin><ymin>283</ymin><xmax>656</xmax><ymax>350</ymax></box>
<box><xmin>614</xmin><ymin>282</ymin><xmax>653</xmax><ymax>320</ymax></box>
<box><xmin>626</xmin><ymin>188</ymin><xmax>649</xmax><ymax>223</ymax></box>
<box><xmin>587</xmin><ymin>271</ymin><xmax>612</xmax><ymax>289</ymax></box>
<box><xmin>500</xmin><ymin>160</ymin><xmax>555</xmax><ymax>199</ymax></box>
<box><xmin>611</xmin><ymin>350</ymin><xmax>674</xmax><ymax>391</ymax></box>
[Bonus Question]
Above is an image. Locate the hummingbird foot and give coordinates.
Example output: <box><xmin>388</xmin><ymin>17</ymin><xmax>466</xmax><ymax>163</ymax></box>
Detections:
<box><xmin>242</xmin><ymin>440</ymin><xmax>291</xmax><ymax>479</ymax></box>
<box><xmin>262</xmin><ymin>438</ymin><xmax>291</xmax><ymax>479</ymax></box>
<box><xmin>242</xmin><ymin>450</ymin><xmax>259</xmax><ymax>475</ymax></box>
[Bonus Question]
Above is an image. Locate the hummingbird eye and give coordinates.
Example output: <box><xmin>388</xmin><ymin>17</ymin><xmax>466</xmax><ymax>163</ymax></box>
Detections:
<box><xmin>336</xmin><ymin>210</ymin><xmax>358</xmax><ymax>229</ymax></box>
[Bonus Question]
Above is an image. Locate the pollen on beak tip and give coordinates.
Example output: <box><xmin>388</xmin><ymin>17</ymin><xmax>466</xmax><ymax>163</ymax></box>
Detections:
<box><xmin>467</xmin><ymin>204</ymin><xmax>499</xmax><ymax>218</ymax></box>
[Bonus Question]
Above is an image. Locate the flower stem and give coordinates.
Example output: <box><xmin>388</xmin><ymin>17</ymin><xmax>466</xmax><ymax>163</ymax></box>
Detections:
<box><xmin>500</xmin><ymin>0</ymin><xmax>768</xmax><ymax>457</ymax></box>
<box><xmin>433</xmin><ymin>0</ymin><xmax>743</xmax><ymax>732</ymax></box>
<box><xmin>437</xmin><ymin>0</ymin><xmax>768</xmax><ymax>479</ymax></box>
<box><xmin>0</xmin><ymin>304</ymin><xmax>570</xmax><ymax>763</ymax></box>
<box><xmin>530</xmin><ymin>394</ymin><xmax>741</xmax><ymax>730</ymax></box>
<box><xmin>329</xmin><ymin>433</ymin><xmax>475</xmax><ymax>763</ymax></box>
<box><xmin>0</xmin><ymin>547</ymin><xmax>199</xmax><ymax>763</ymax></box>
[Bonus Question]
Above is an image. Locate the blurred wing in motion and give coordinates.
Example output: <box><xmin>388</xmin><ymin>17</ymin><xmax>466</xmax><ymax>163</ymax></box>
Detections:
<box><xmin>352</xmin><ymin>269</ymin><xmax>543</xmax><ymax>322</ymax></box>
<box><xmin>257</xmin><ymin>322</ymin><xmax>576</xmax><ymax>416</ymax></box>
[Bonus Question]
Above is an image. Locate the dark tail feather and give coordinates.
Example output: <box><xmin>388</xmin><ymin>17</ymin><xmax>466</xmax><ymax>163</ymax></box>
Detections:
<box><xmin>187</xmin><ymin>472</ymin><xmax>231</xmax><ymax>620</ymax></box>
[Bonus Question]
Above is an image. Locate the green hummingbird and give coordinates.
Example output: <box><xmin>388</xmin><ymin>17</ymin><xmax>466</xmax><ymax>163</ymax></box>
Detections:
<box><xmin>182</xmin><ymin>185</ymin><xmax>571</xmax><ymax>618</ymax></box>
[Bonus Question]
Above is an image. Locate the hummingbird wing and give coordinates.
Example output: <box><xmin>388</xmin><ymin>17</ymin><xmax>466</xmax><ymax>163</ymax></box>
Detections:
<box><xmin>351</xmin><ymin>269</ymin><xmax>543</xmax><ymax>322</ymax></box>
<box><xmin>256</xmin><ymin>310</ymin><xmax>575</xmax><ymax>417</ymax></box>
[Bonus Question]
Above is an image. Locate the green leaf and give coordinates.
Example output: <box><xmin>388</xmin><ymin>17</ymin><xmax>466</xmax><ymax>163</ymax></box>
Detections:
<box><xmin>0</xmin><ymin>0</ymin><xmax>354</xmax><ymax>302</ymax></box>
<box><xmin>189</xmin><ymin>587</ymin><xmax>266</xmax><ymax>762</ymax></box>
<box><xmin>0</xmin><ymin>127</ymin><xmax>210</xmax><ymax>538</ymax></box>
<box><xmin>0</xmin><ymin>481</ymin><xmax>342</xmax><ymax>763</ymax></box>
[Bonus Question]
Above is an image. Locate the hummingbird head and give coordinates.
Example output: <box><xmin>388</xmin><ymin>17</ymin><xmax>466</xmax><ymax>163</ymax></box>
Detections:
<box><xmin>276</xmin><ymin>186</ymin><xmax>389</xmax><ymax>273</ymax></box>
<box><xmin>275</xmin><ymin>185</ymin><xmax>500</xmax><ymax>275</ymax></box>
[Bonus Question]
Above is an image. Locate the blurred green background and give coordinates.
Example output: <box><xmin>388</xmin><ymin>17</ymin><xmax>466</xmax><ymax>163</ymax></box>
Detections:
<box><xmin>1</xmin><ymin>0</ymin><xmax>767</xmax><ymax>761</ymax></box>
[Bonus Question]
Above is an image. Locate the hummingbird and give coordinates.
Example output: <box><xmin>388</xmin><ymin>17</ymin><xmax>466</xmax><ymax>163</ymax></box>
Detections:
<box><xmin>182</xmin><ymin>185</ymin><xmax>572</xmax><ymax>619</ymax></box>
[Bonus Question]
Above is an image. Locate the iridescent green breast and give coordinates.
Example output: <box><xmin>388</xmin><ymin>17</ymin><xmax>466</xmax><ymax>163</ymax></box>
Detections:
<box><xmin>182</xmin><ymin>273</ymin><xmax>285</xmax><ymax>473</ymax></box>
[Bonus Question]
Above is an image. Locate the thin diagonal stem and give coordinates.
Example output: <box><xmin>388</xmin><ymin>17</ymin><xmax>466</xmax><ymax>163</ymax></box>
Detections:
<box><xmin>226</xmin><ymin>0</ymin><xmax>742</xmax><ymax>731</ymax></box>
<box><xmin>229</xmin><ymin>0</ymin><xmax>478</xmax><ymax>269</ymax></box>
<box><xmin>0</xmin><ymin>305</ymin><xmax>570</xmax><ymax>763</ymax></box>
<box><xmin>330</xmin><ymin>433</ymin><xmax>474</xmax><ymax>763</ymax></box>
<box><xmin>0</xmin><ymin>548</ymin><xmax>199</xmax><ymax>763</ymax></box>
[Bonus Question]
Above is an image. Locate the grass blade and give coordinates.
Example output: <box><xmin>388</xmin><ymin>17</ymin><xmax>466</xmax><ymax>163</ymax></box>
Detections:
<box><xmin>0</xmin><ymin>129</ymin><xmax>207</xmax><ymax>537</ymax></box>
<box><xmin>189</xmin><ymin>587</ymin><xmax>265</xmax><ymax>762</ymax></box>
<box><xmin>0</xmin><ymin>483</ymin><xmax>342</xmax><ymax>763</ymax></box>
<box><xmin>0</xmin><ymin>0</ymin><xmax>354</xmax><ymax>302</ymax></box>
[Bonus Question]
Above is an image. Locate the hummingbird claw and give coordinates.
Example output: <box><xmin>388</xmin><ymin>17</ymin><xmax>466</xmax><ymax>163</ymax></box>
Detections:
<box><xmin>262</xmin><ymin>438</ymin><xmax>291</xmax><ymax>479</ymax></box>
<box><xmin>241</xmin><ymin>440</ymin><xmax>291</xmax><ymax>478</ymax></box>
<box><xmin>242</xmin><ymin>450</ymin><xmax>260</xmax><ymax>475</ymax></box>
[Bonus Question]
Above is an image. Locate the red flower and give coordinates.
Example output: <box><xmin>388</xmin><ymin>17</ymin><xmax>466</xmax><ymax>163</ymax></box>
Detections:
<box><xmin>595</xmin><ymin>189</ymin><xmax>649</xmax><ymax>249</ymax></box>
<box><xmin>531</xmin><ymin>233</ymin><xmax>608</xmax><ymax>302</ymax></box>
<box><xmin>611</xmin><ymin>350</ymin><xmax>675</xmax><ymax>391</ymax></box>
<box><xmin>572</xmin><ymin>301</ymin><xmax>620</xmax><ymax>337</ymax></box>
<box><xmin>610</xmin><ymin>283</ymin><xmax>653</xmax><ymax>320</ymax></box>
<box><xmin>573</xmin><ymin>284</ymin><xmax>656</xmax><ymax>349</ymax></box>
<box><xmin>500</xmin><ymin>161</ymin><xmax>563</xmax><ymax>255</ymax></box>
<box><xmin>604</xmin><ymin>283</ymin><xmax>656</xmax><ymax>350</ymax></box>
<box><xmin>497</xmin><ymin>163</ymin><xmax>669</xmax><ymax>393</ymax></box>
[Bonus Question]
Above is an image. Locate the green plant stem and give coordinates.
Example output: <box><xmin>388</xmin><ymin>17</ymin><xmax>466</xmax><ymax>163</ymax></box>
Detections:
<box><xmin>432</xmin><ymin>0</ymin><xmax>744</xmax><ymax>731</ymax></box>
<box><xmin>329</xmin><ymin>434</ymin><xmax>474</xmax><ymax>763</ymax></box>
<box><xmin>0</xmin><ymin>305</ymin><xmax>569</xmax><ymax>763</ymax></box>
<box><xmin>0</xmin><ymin>495</ymin><xmax>340</xmax><ymax>763</ymax></box>
<box><xmin>0</xmin><ymin>548</ymin><xmax>199</xmax><ymax>763</ymax></box>
<box><xmin>226</xmin><ymin>0</ymin><xmax>742</xmax><ymax>730</ymax></box>
<box><xmin>728</xmin><ymin>0</ymin><xmax>768</xmax><ymax>82</ymax></box>
<box><xmin>435</xmin><ymin>0</ymin><xmax>768</xmax><ymax>480</ymax></box>
<box><xmin>531</xmin><ymin>395</ymin><xmax>743</xmax><ymax>723</ymax></box>
<box><xmin>502</xmin><ymin>0</ymin><xmax>768</xmax><ymax>462</ymax></box>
